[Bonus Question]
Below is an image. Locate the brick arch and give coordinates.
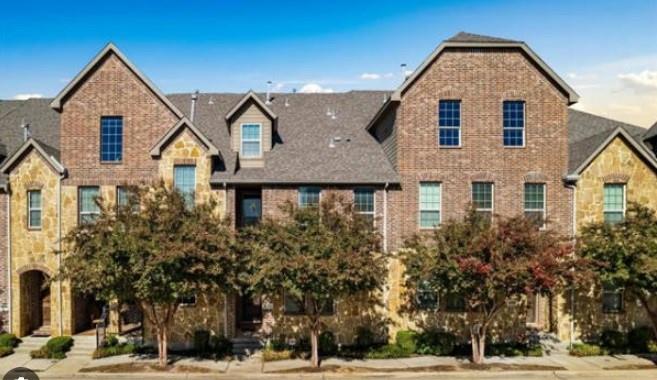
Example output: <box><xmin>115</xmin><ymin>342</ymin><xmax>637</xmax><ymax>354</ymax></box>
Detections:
<box><xmin>435</xmin><ymin>85</ymin><xmax>467</xmax><ymax>100</ymax></box>
<box><xmin>16</xmin><ymin>263</ymin><xmax>53</xmax><ymax>277</ymax></box>
<box><xmin>470</xmin><ymin>172</ymin><xmax>496</xmax><ymax>182</ymax></box>
<box><xmin>602</xmin><ymin>173</ymin><xmax>630</xmax><ymax>184</ymax></box>
<box><xmin>500</xmin><ymin>89</ymin><xmax>530</xmax><ymax>101</ymax></box>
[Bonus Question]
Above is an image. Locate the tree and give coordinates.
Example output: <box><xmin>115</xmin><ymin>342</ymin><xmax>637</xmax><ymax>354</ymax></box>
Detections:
<box><xmin>241</xmin><ymin>193</ymin><xmax>386</xmax><ymax>368</ymax></box>
<box><xmin>578</xmin><ymin>203</ymin><xmax>657</xmax><ymax>337</ymax></box>
<box><xmin>401</xmin><ymin>211</ymin><xmax>578</xmax><ymax>364</ymax></box>
<box><xmin>58</xmin><ymin>182</ymin><xmax>239</xmax><ymax>366</ymax></box>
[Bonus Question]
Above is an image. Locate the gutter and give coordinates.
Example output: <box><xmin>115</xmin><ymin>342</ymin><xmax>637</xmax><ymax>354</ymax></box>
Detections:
<box><xmin>222</xmin><ymin>182</ymin><xmax>228</xmax><ymax>338</ymax></box>
<box><xmin>565</xmin><ymin>180</ymin><xmax>578</xmax><ymax>350</ymax></box>
<box><xmin>383</xmin><ymin>182</ymin><xmax>389</xmax><ymax>253</ymax></box>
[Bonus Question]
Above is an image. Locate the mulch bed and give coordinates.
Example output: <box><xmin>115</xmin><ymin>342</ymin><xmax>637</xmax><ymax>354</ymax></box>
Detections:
<box><xmin>268</xmin><ymin>363</ymin><xmax>565</xmax><ymax>373</ymax></box>
<box><xmin>80</xmin><ymin>363</ymin><xmax>213</xmax><ymax>373</ymax></box>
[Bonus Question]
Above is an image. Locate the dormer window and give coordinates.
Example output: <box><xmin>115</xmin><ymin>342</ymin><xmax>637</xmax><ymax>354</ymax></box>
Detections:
<box><xmin>241</xmin><ymin>123</ymin><xmax>262</xmax><ymax>158</ymax></box>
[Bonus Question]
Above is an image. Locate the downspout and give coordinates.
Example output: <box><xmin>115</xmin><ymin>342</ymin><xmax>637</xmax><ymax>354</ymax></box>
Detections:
<box><xmin>222</xmin><ymin>182</ymin><xmax>228</xmax><ymax>338</ymax></box>
<box><xmin>6</xmin><ymin>187</ymin><xmax>11</xmax><ymax>334</ymax></box>
<box><xmin>565</xmin><ymin>181</ymin><xmax>577</xmax><ymax>350</ymax></box>
<box><xmin>58</xmin><ymin>172</ymin><xmax>64</xmax><ymax>335</ymax></box>
<box><xmin>383</xmin><ymin>182</ymin><xmax>389</xmax><ymax>253</ymax></box>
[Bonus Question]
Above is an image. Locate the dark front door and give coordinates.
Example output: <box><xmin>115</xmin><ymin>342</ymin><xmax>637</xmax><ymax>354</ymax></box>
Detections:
<box><xmin>237</xmin><ymin>293</ymin><xmax>263</xmax><ymax>331</ymax></box>
<box><xmin>237</xmin><ymin>189</ymin><xmax>262</xmax><ymax>228</ymax></box>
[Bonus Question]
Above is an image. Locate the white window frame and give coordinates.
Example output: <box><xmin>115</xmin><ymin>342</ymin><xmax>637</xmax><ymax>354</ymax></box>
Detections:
<box><xmin>79</xmin><ymin>186</ymin><xmax>101</xmax><ymax>224</ymax></box>
<box><xmin>240</xmin><ymin>122</ymin><xmax>262</xmax><ymax>159</ymax></box>
<box><xmin>471</xmin><ymin>182</ymin><xmax>494</xmax><ymax>216</ymax></box>
<box><xmin>438</xmin><ymin>99</ymin><xmax>462</xmax><ymax>148</ymax></box>
<box><xmin>418</xmin><ymin>182</ymin><xmax>442</xmax><ymax>230</ymax></box>
<box><xmin>601</xmin><ymin>285</ymin><xmax>624</xmax><ymax>314</ymax></box>
<box><xmin>603</xmin><ymin>183</ymin><xmax>626</xmax><ymax>224</ymax></box>
<box><xmin>524</xmin><ymin>183</ymin><xmax>547</xmax><ymax>229</ymax></box>
<box><xmin>354</xmin><ymin>188</ymin><xmax>376</xmax><ymax>226</ymax></box>
<box><xmin>173</xmin><ymin>165</ymin><xmax>197</xmax><ymax>207</ymax></box>
<box><xmin>27</xmin><ymin>190</ymin><xmax>42</xmax><ymax>230</ymax></box>
<box><xmin>502</xmin><ymin>100</ymin><xmax>526</xmax><ymax>148</ymax></box>
<box><xmin>298</xmin><ymin>186</ymin><xmax>322</xmax><ymax>208</ymax></box>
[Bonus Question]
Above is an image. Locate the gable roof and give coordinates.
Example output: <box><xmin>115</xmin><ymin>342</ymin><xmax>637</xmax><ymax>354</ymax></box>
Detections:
<box><xmin>391</xmin><ymin>32</ymin><xmax>579</xmax><ymax>104</ymax></box>
<box><xmin>645</xmin><ymin>119</ymin><xmax>657</xmax><ymax>140</ymax></box>
<box><xmin>49</xmin><ymin>43</ymin><xmax>184</xmax><ymax>119</ymax></box>
<box><xmin>224</xmin><ymin>90</ymin><xmax>277</xmax><ymax>121</ymax></box>
<box><xmin>167</xmin><ymin>91</ymin><xmax>399</xmax><ymax>184</ymax></box>
<box><xmin>150</xmin><ymin>117</ymin><xmax>220</xmax><ymax>157</ymax></box>
<box><xmin>568</xmin><ymin>109</ymin><xmax>653</xmax><ymax>175</ymax></box>
<box><xmin>0</xmin><ymin>138</ymin><xmax>65</xmax><ymax>175</ymax></box>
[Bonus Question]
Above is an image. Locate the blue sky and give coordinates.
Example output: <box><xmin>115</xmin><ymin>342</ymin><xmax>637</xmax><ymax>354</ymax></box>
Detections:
<box><xmin>1</xmin><ymin>0</ymin><xmax>656</xmax><ymax>125</ymax></box>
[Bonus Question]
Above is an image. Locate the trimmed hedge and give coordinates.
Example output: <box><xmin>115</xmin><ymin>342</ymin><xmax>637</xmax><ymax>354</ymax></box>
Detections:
<box><xmin>628</xmin><ymin>326</ymin><xmax>656</xmax><ymax>354</ymax></box>
<box><xmin>0</xmin><ymin>333</ymin><xmax>20</xmax><ymax>348</ymax></box>
<box><xmin>0</xmin><ymin>346</ymin><xmax>14</xmax><ymax>357</ymax></box>
<box><xmin>92</xmin><ymin>343</ymin><xmax>136</xmax><ymax>359</ymax></box>
<box><xmin>31</xmin><ymin>336</ymin><xmax>74</xmax><ymax>359</ymax></box>
<box><xmin>570</xmin><ymin>343</ymin><xmax>606</xmax><ymax>357</ymax></box>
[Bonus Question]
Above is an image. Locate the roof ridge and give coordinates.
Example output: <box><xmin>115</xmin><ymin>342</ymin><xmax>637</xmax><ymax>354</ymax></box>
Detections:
<box><xmin>569</xmin><ymin>108</ymin><xmax>645</xmax><ymax>130</ymax></box>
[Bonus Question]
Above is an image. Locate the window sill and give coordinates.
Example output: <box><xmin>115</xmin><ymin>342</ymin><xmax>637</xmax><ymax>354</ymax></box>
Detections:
<box><xmin>100</xmin><ymin>160</ymin><xmax>123</xmax><ymax>165</ymax></box>
<box><xmin>438</xmin><ymin>145</ymin><xmax>462</xmax><ymax>149</ymax></box>
<box><xmin>503</xmin><ymin>146</ymin><xmax>526</xmax><ymax>149</ymax></box>
<box><xmin>27</xmin><ymin>227</ymin><xmax>42</xmax><ymax>231</ymax></box>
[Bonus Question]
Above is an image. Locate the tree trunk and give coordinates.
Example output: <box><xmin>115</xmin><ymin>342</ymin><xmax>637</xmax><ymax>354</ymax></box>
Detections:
<box><xmin>470</xmin><ymin>324</ymin><xmax>486</xmax><ymax>364</ymax></box>
<box><xmin>310</xmin><ymin>323</ymin><xmax>320</xmax><ymax>368</ymax></box>
<box><xmin>162</xmin><ymin>324</ymin><xmax>168</xmax><ymax>367</ymax></box>
<box><xmin>636</xmin><ymin>291</ymin><xmax>657</xmax><ymax>339</ymax></box>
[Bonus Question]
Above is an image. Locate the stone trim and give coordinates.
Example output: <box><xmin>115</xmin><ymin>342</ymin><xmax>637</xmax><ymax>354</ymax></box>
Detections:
<box><xmin>470</xmin><ymin>172</ymin><xmax>496</xmax><ymax>182</ymax></box>
<box><xmin>26</xmin><ymin>182</ymin><xmax>44</xmax><ymax>190</ymax></box>
<box><xmin>174</xmin><ymin>158</ymin><xmax>196</xmax><ymax>166</ymax></box>
<box><xmin>602</xmin><ymin>173</ymin><xmax>630</xmax><ymax>184</ymax></box>
<box><xmin>524</xmin><ymin>171</ymin><xmax>548</xmax><ymax>183</ymax></box>
<box><xmin>16</xmin><ymin>263</ymin><xmax>52</xmax><ymax>277</ymax></box>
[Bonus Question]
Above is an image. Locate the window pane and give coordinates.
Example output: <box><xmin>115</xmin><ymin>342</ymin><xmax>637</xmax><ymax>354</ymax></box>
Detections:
<box><xmin>446</xmin><ymin>293</ymin><xmax>466</xmax><ymax>312</ymax></box>
<box><xmin>117</xmin><ymin>187</ymin><xmax>129</xmax><ymax>207</ymax></box>
<box><xmin>354</xmin><ymin>189</ymin><xmax>374</xmax><ymax>213</ymax></box>
<box><xmin>80</xmin><ymin>187</ymin><xmax>100</xmax><ymax>213</ymax></box>
<box><xmin>298</xmin><ymin>187</ymin><xmax>320</xmax><ymax>208</ymax></box>
<box><xmin>29</xmin><ymin>191</ymin><xmax>41</xmax><ymax>208</ymax></box>
<box><xmin>472</xmin><ymin>182</ymin><xmax>493</xmax><ymax>210</ymax></box>
<box><xmin>419</xmin><ymin>183</ymin><xmax>440</xmax><ymax>228</ymax></box>
<box><xmin>416</xmin><ymin>281</ymin><xmax>438</xmax><ymax>310</ymax></box>
<box><xmin>503</xmin><ymin>101</ymin><xmax>524</xmax><ymax>147</ymax></box>
<box><xmin>241</xmin><ymin>124</ymin><xmax>261</xmax><ymax>158</ymax></box>
<box><xmin>100</xmin><ymin>116</ymin><xmax>123</xmax><ymax>162</ymax></box>
<box><xmin>438</xmin><ymin>100</ymin><xmax>461</xmax><ymax>146</ymax></box>
<box><xmin>29</xmin><ymin>210</ymin><xmax>41</xmax><ymax>228</ymax></box>
<box><xmin>284</xmin><ymin>293</ymin><xmax>304</xmax><ymax>314</ymax></box>
<box><xmin>602</xmin><ymin>285</ymin><xmax>623</xmax><ymax>313</ymax></box>
<box><xmin>174</xmin><ymin>166</ymin><xmax>196</xmax><ymax>207</ymax></box>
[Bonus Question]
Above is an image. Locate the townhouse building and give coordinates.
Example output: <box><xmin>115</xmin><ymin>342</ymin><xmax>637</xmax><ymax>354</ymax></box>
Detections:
<box><xmin>0</xmin><ymin>32</ymin><xmax>655</xmax><ymax>348</ymax></box>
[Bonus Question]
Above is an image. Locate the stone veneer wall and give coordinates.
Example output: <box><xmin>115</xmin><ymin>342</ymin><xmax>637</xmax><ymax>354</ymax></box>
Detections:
<box><xmin>556</xmin><ymin>136</ymin><xmax>657</xmax><ymax>341</ymax></box>
<box><xmin>9</xmin><ymin>151</ymin><xmax>64</xmax><ymax>336</ymax></box>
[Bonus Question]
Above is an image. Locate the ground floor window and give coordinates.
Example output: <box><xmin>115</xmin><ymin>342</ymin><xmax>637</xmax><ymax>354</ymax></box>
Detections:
<box><xmin>416</xmin><ymin>281</ymin><xmax>439</xmax><ymax>310</ymax></box>
<box><xmin>602</xmin><ymin>284</ymin><xmax>624</xmax><ymax>313</ymax></box>
<box><xmin>445</xmin><ymin>293</ymin><xmax>466</xmax><ymax>312</ymax></box>
<box><xmin>283</xmin><ymin>292</ymin><xmax>334</xmax><ymax>315</ymax></box>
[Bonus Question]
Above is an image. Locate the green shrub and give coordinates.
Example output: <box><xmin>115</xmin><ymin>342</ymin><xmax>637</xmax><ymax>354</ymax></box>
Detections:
<box><xmin>628</xmin><ymin>326</ymin><xmax>655</xmax><ymax>353</ymax></box>
<box><xmin>92</xmin><ymin>343</ymin><xmax>136</xmax><ymax>359</ymax></box>
<box><xmin>355</xmin><ymin>326</ymin><xmax>376</xmax><ymax>348</ymax></box>
<box><xmin>366</xmin><ymin>344</ymin><xmax>413</xmax><ymax>359</ymax></box>
<box><xmin>268</xmin><ymin>338</ymin><xmax>288</xmax><ymax>352</ymax></box>
<box><xmin>262</xmin><ymin>347</ymin><xmax>293</xmax><ymax>361</ymax></box>
<box><xmin>209</xmin><ymin>335</ymin><xmax>232</xmax><ymax>358</ymax></box>
<box><xmin>648</xmin><ymin>340</ymin><xmax>657</xmax><ymax>353</ymax></box>
<box><xmin>487</xmin><ymin>343</ymin><xmax>525</xmax><ymax>357</ymax></box>
<box><xmin>395</xmin><ymin>330</ymin><xmax>417</xmax><ymax>353</ymax></box>
<box><xmin>0</xmin><ymin>346</ymin><xmax>14</xmax><ymax>357</ymax></box>
<box><xmin>526</xmin><ymin>345</ymin><xmax>543</xmax><ymax>357</ymax></box>
<box><xmin>600</xmin><ymin>329</ymin><xmax>626</xmax><ymax>350</ymax></box>
<box><xmin>0</xmin><ymin>333</ymin><xmax>20</xmax><ymax>348</ymax></box>
<box><xmin>319</xmin><ymin>331</ymin><xmax>337</xmax><ymax>355</ymax></box>
<box><xmin>570</xmin><ymin>343</ymin><xmax>606</xmax><ymax>357</ymax></box>
<box><xmin>415</xmin><ymin>330</ymin><xmax>456</xmax><ymax>356</ymax></box>
<box><xmin>105</xmin><ymin>334</ymin><xmax>119</xmax><ymax>348</ymax></box>
<box><xmin>194</xmin><ymin>330</ymin><xmax>210</xmax><ymax>354</ymax></box>
<box><xmin>31</xmin><ymin>336</ymin><xmax>74</xmax><ymax>359</ymax></box>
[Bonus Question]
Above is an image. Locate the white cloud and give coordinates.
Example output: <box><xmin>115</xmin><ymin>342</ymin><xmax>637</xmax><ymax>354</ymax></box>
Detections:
<box><xmin>273</xmin><ymin>82</ymin><xmax>285</xmax><ymax>91</ymax></box>
<box><xmin>13</xmin><ymin>93</ymin><xmax>43</xmax><ymax>100</ymax></box>
<box><xmin>383</xmin><ymin>72</ymin><xmax>394</xmax><ymax>78</ymax></box>
<box><xmin>404</xmin><ymin>69</ymin><xmax>414</xmax><ymax>77</ymax></box>
<box><xmin>618</xmin><ymin>70</ymin><xmax>657</xmax><ymax>91</ymax></box>
<box><xmin>298</xmin><ymin>83</ymin><xmax>334</xmax><ymax>93</ymax></box>
<box><xmin>360</xmin><ymin>73</ymin><xmax>381</xmax><ymax>80</ymax></box>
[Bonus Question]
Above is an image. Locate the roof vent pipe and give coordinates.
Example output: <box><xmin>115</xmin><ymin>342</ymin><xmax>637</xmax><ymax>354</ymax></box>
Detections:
<box><xmin>190</xmin><ymin>90</ymin><xmax>199</xmax><ymax>122</ymax></box>
<box><xmin>21</xmin><ymin>119</ymin><xmax>30</xmax><ymax>142</ymax></box>
<box><xmin>401</xmin><ymin>63</ymin><xmax>408</xmax><ymax>80</ymax></box>
<box><xmin>266</xmin><ymin>81</ymin><xmax>272</xmax><ymax>105</ymax></box>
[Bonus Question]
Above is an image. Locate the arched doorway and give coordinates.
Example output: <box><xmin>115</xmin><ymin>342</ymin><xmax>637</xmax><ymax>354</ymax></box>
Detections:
<box><xmin>19</xmin><ymin>270</ymin><xmax>51</xmax><ymax>336</ymax></box>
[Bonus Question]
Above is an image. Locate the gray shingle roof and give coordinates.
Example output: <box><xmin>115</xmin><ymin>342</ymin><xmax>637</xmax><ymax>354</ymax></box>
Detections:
<box><xmin>167</xmin><ymin>91</ymin><xmax>400</xmax><ymax>184</ymax></box>
<box><xmin>446</xmin><ymin>32</ymin><xmax>520</xmax><ymax>44</ymax></box>
<box><xmin>645</xmin><ymin>120</ymin><xmax>657</xmax><ymax>140</ymax></box>
<box><xmin>0</xmin><ymin>98</ymin><xmax>60</xmax><ymax>161</ymax></box>
<box><xmin>568</xmin><ymin>109</ymin><xmax>648</xmax><ymax>173</ymax></box>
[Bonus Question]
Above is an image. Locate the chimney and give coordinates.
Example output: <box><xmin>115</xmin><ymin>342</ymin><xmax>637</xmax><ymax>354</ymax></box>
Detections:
<box><xmin>266</xmin><ymin>81</ymin><xmax>273</xmax><ymax>105</ymax></box>
<box><xmin>190</xmin><ymin>90</ymin><xmax>199</xmax><ymax>122</ymax></box>
<box><xmin>21</xmin><ymin>119</ymin><xmax>30</xmax><ymax>142</ymax></box>
<box><xmin>401</xmin><ymin>63</ymin><xmax>408</xmax><ymax>80</ymax></box>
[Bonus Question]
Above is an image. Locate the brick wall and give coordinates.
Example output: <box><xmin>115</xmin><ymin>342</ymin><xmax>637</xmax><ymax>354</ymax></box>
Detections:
<box><xmin>388</xmin><ymin>47</ymin><xmax>572</xmax><ymax>251</ymax></box>
<box><xmin>59</xmin><ymin>52</ymin><xmax>179</xmax><ymax>186</ymax></box>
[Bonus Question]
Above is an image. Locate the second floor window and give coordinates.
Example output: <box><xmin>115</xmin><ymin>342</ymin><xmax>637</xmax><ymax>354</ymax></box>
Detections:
<box><xmin>419</xmin><ymin>182</ymin><xmax>441</xmax><ymax>229</ymax></box>
<box><xmin>174</xmin><ymin>165</ymin><xmax>196</xmax><ymax>208</ymax></box>
<box><xmin>241</xmin><ymin>123</ymin><xmax>261</xmax><ymax>158</ymax></box>
<box><xmin>79</xmin><ymin>187</ymin><xmax>100</xmax><ymax>224</ymax></box>
<box><xmin>298</xmin><ymin>186</ymin><xmax>320</xmax><ymax>208</ymax></box>
<box><xmin>472</xmin><ymin>182</ymin><xmax>493</xmax><ymax>220</ymax></box>
<box><xmin>503</xmin><ymin>101</ymin><xmax>524</xmax><ymax>147</ymax></box>
<box><xmin>28</xmin><ymin>190</ymin><xmax>42</xmax><ymax>229</ymax></box>
<box><xmin>100</xmin><ymin>116</ymin><xmax>123</xmax><ymax>162</ymax></box>
<box><xmin>524</xmin><ymin>183</ymin><xmax>546</xmax><ymax>227</ymax></box>
<box><xmin>438</xmin><ymin>100</ymin><xmax>461</xmax><ymax>147</ymax></box>
<box><xmin>354</xmin><ymin>188</ymin><xmax>375</xmax><ymax>225</ymax></box>
<box><xmin>416</xmin><ymin>281</ymin><xmax>438</xmax><ymax>310</ymax></box>
<box><xmin>603</xmin><ymin>184</ymin><xmax>625</xmax><ymax>224</ymax></box>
